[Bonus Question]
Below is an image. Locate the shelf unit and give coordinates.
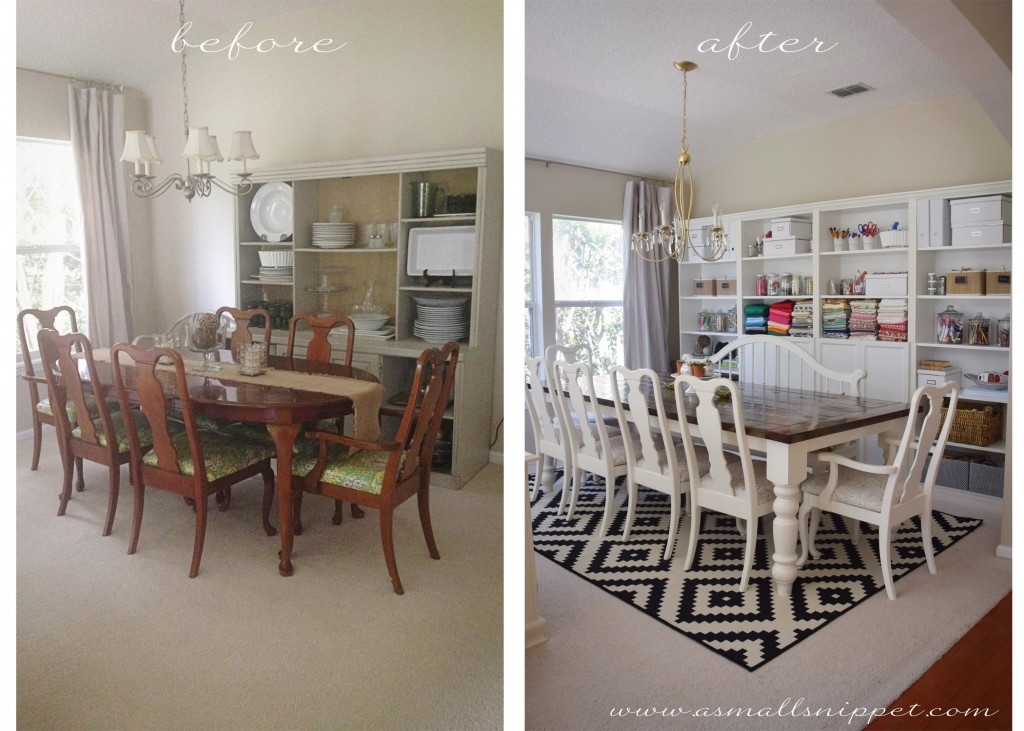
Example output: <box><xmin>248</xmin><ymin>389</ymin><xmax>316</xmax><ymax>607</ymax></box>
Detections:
<box><xmin>232</xmin><ymin>148</ymin><xmax>502</xmax><ymax>488</ymax></box>
<box><xmin>677</xmin><ymin>181</ymin><xmax>1011</xmax><ymax>490</ymax></box>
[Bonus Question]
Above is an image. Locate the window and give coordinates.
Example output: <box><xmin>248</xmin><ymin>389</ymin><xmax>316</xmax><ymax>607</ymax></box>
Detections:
<box><xmin>550</xmin><ymin>217</ymin><xmax>624</xmax><ymax>374</ymax></box>
<box><xmin>16</xmin><ymin>138</ymin><xmax>87</xmax><ymax>358</ymax></box>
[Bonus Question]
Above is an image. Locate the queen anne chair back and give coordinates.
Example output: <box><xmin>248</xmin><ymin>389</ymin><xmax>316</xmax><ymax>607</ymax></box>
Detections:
<box><xmin>38</xmin><ymin>328</ymin><xmax>132</xmax><ymax>536</ymax></box>
<box><xmin>18</xmin><ymin>305</ymin><xmax>81</xmax><ymax>471</ymax></box>
<box><xmin>525</xmin><ymin>356</ymin><xmax>575</xmax><ymax>508</ymax></box>
<box><xmin>287</xmin><ymin>313</ymin><xmax>355</xmax><ymax>366</ymax></box>
<box><xmin>216</xmin><ymin>305</ymin><xmax>272</xmax><ymax>359</ymax></box>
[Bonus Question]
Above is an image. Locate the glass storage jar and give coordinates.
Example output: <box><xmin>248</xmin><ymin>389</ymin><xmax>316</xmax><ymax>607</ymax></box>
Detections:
<box><xmin>780</xmin><ymin>272</ymin><xmax>793</xmax><ymax>296</ymax></box>
<box><xmin>755</xmin><ymin>274</ymin><xmax>767</xmax><ymax>296</ymax></box>
<box><xmin>766</xmin><ymin>273</ymin><xmax>781</xmax><ymax>296</ymax></box>
<box><xmin>935</xmin><ymin>305</ymin><xmax>964</xmax><ymax>344</ymax></box>
<box><xmin>967</xmin><ymin>313</ymin><xmax>990</xmax><ymax>346</ymax></box>
<box><xmin>997</xmin><ymin>313</ymin><xmax>1011</xmax><ymax>347</ymax></box>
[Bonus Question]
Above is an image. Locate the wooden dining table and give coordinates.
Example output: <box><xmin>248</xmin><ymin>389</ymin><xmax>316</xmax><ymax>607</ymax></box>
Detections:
<box><xmin>546</xmin><ymin>373</ymin><xmax>912</xmax><ymax>597</ymax></box>
<box><xmin>83</xmin><ymin>349</ymin><xmax>381</xmax><ymax>577</ymax></box>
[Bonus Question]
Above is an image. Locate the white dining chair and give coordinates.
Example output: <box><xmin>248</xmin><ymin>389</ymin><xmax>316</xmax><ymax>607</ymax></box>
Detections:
<box><xmin>675</xmin><ymin>374</ymin><xmax>776</xmax><ymax>591</ymax></box>
<box><xmin>552</xmin><ymin>359</ymin><xmax>632</xmax><ymax>537</ymax></box>
<box><xmin>797</xmin><ymin>381</ymin><xmax>960</xmax><ymax>600</ymax></box>
<box><xmin>609</xmin><ymin>367</ymin><xmax>706</xmax><ymax>561</ymax></box>
<box><xmin>525</xmin><ymin>356</ymin><xmax>576</xmax><ymax>512</ymax></box>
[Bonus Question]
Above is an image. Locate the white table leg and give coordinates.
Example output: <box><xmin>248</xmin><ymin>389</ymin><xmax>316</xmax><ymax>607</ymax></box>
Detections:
<box><xmin>766</xmin><ymin>441</ymin><xmax>811</xmax><ymax>597</ymax></box>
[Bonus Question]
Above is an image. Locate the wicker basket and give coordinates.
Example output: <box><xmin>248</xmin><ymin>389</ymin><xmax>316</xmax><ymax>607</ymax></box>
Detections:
<box><xmin>943</xmin><ymin>402</ymin><xmax>1004</xmax><ymax>447</ymax></box>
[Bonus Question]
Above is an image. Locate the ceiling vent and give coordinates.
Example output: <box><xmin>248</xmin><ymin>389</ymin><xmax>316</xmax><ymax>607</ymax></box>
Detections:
<box><xmin>828</xmin><ymin>82</ymin><xmax>874</xmax><ymax>98</ymax></box>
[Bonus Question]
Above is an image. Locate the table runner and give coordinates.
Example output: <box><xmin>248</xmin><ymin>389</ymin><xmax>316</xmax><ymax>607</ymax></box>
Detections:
<box><xmin>89</xmin><ymin>349</ymin><xmax>384</xmax><ymax>442</ymax></box>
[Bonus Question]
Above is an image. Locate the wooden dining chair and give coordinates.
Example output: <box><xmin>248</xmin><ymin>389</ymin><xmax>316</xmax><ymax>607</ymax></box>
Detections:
<box><xmin>291</xmin><ymin>341</ymin><xmax>459</xmax><ymax>594</ymax></box>
<box><xmin>216</xmin><ymin>305</ymin><xmax>272</xmax><ymax>358</ymax></box>
<box><xmin>798</xmin><ymin>381</ymin><xmax>960</xmax><ymax>600</ymax></box>
<box><xmin>110</xmin><ymin>342</ymin><xmax>278</xmax><ymax>578</ymax></box>
<box><xmin>286</xmin><ymin>313</ymin><xmax>355</xmax><ymax>366</ymax></box>
<box><xmin>37</xmin><ymin>329</ymin><xmax>157</xmax><ymax>536</ymax></box>
<box><xmin>675</xmin><ymin>374</ymin><xmax>776</xmax><ymax>591</ymax></box>
<box><xmin>18</xmin><ymin>306</ymin><xmax>85</xmax><ymax>475</ymax></box>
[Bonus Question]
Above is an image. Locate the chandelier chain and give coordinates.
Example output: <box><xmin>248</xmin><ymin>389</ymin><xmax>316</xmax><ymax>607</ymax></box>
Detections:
<box><xmin>180</xmin><ymin>0</ymin><xmax>189</xmax><ymax>137</ymax></box>
<box><xmin>680</xmin><ymin>66</ymin><xmax>688</xmax><ymax>155</ymax></box>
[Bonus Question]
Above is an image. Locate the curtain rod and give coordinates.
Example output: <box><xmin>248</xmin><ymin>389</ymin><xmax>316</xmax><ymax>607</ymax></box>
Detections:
<box><xmin>525</xmin><ymin>157</ymin><xmax>672</xmax><ymax>186</ymax></box>
<box><xmin>17</xmin><ymin>67</ymin><xmax>124</xmax><ymax>92</ymax></box>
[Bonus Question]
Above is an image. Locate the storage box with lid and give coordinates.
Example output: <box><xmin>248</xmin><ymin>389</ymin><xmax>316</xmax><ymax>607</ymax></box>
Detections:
<box><xmin>769</xmin><ymin>217</ymin><xmax>812</xmax><ymax>239</ymax></box>
<box><xmin>951</xmin><ymin>222</ymin><xmax>1011</xmax><ymax>246</ymax></box>
<box><xmin>716</xmin><ymin>278</ymin><xmax>737</xmax><ymax>295</ymax></box>
<box><xmin>950</xmin><ymin>194</ymin><xmax>1011</xmax><ymax>226</ymax></box>
<box><xmin>692</xmin><ymin>278</ymin><xmax>716</xmax><ymax>296</ymax></box>
<box><xmin>761</xmin><ymin>236</ymin><xmax>811</xmax><ymax>257</ymax></box>
<box><xmin>946</xmin><ymin>269</ymin><xmax>986</xmax><ymax>295</ymax></box>
<box><xmin>916</xmin><ymin>366</ymin><xmax>961</xmax><ymax>389</ymax></box>
<box><xmin>864</xmin><ymin>273</ymin><xmax>908</xmax><ymax>297</ymax></box>
<box><xmin>985</xmin><ymin>268</ymin><xmax>1011</xmax><ymax>295</ymax></box>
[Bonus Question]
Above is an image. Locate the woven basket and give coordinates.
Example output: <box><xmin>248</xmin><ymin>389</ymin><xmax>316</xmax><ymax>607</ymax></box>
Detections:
<box><xmin>943</xmin><ymin>403</ymin><xmax>1003</xmax><ymax>447</ymax></box>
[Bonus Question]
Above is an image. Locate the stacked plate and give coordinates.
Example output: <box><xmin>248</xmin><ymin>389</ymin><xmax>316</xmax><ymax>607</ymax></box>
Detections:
<box><xmin>413</xmin><ymin>296</ymin><xmax>469</xmax><ymax>344</ymax></box>
<box><xmin>255</xmin><ymin>266</ymin><xmax>293</xmax><ymax>282</ymax></box>
<box><xmin>312</xmin><ymin>222</ymin><xmax>356</xmax><ymax>248</ymax></box>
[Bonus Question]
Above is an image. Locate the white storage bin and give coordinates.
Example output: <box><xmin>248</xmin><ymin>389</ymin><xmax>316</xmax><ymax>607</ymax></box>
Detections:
<box><xmin>916</xmin><ymin>367</ymin><xmax>961</xmax><ymax>389</ymax></box>
<box><xmin>762</xmin><ymin>236</ymin><xmax>811</xmax><ymax>257</ymax></box>
<box><xmin>950</xmin><ymin>222</ymin><xmax>1011</xmax><ymax>246</ymax></box>
<box><xmin>950</xmin><ymin>195</ymin><xmax>1011</xmax><ymax>226</ymax></box>
<box><xmin>770</xmin><ymin>217</ymin><xmax>812</xmax><ymax>239</ymax></box>
<box><xmin>864</xmin><ymin>273</ymin><xmax>908</xmax><ymax>297</ymax></box>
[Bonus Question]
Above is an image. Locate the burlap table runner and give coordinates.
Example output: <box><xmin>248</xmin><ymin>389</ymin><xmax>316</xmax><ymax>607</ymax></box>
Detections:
<box><xmin>90</xmin><ymin>348</ymin><xmax>383</xmax><ymax>441</ymax></box>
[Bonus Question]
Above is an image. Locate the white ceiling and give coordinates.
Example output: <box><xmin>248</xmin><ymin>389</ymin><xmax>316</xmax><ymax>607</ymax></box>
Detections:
<box><xmin>525</xmin><ymin>0</ymin><xmax>1000</xmax><ymax>181</ymax></box>
<box><xmin>16</xmin><ymin>0</ymin><xmax>340</xmax><ymax>89</ymax></box>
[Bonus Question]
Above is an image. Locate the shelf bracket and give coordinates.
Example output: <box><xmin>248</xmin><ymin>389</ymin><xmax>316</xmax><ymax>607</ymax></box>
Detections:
<box><xmin>421</xmin><ymin>269</ymin><xmax>457</xmax><ymax>288</ymax></box>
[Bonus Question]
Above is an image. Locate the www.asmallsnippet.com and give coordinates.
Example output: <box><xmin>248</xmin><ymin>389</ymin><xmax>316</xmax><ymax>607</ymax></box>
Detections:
<box><xmin>609</xmin><ymin>698</ymin><xmax>998</xmax><ymax>725</ymax></box>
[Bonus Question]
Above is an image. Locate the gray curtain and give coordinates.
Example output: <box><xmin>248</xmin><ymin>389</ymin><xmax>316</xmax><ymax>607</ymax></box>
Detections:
<box><xmin>622</xmin><ymin>180</ymin><xmax>673</xmax><ymax>370</ymax></box>
<box><xmin>68</xmin><ymin>85</ymin><xmax>135</xmax><ymax>347</ymax></box>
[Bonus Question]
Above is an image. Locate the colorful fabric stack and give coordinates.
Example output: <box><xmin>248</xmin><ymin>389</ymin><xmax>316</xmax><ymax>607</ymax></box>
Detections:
<box><xmin>821</xmin><ymin>298</ymin><xmax>851</xmax><ymax>339</ymax></box>
<box><xmin>849</xmin><ymin>299</ymin><xmax>879</xmax><ymax>340</ymax></box>
<box><xmin>767</xmin><ymin>300</ymin><xmax>795</xmax><ymax>336</ymax></box>
<box><xmin>744</xmin><ymin>303</ymin><xmax>769</xmax><ymax>334</ymax></box>
<box><xmin>877</xmin><ymin>298</ymin><xmax>909</xmax><ymax>342</ymax></box>
<box><xmin>790</xmin><ymin>299</ymin><xmax>814</xmax><ymax>338</ymax></box>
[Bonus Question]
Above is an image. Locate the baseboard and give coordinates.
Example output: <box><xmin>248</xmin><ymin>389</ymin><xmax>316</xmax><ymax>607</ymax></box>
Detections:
<box><xmin>996</xmin><ymin>545</ymin><xmax>1012</xmax><ymax>560</ymax></box>
<box><xmin>525</xmin><ymin>617</ymin><xmax>548</xmax><ymax>649</ymax></box>
<box><xmin>932</xmin><ymin>485</ymin><xmax>1002</xmax><ymax>522</ymax></box>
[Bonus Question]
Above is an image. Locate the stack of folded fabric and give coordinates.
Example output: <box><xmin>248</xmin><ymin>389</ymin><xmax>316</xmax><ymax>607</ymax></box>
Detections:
<box><xmin>790</xmin><ymin>299</ymin><xmax>814</xmax><ymax>338</ymax></box>
<box><xmin>744</xmin><ymin>303</ymin><xmax>769</xmax><ymax>334</ymax></box>
<box><xmin>877</xmin><ymin>298</ymin><xmax>908</xmax><ymax>342</ymax></box>
<box><xmin>821</xmin><ymin>298</ymin><xmax>851</xmax><ymax>339</ymax></box>
<box><xmin>849</xmin><ymin>299</ymin><xmax>879</xmax><ymax>340</ymax></box>
<box><xmin>767</xmin><ymin>300</ymin><xmax>795</xmax><ymax>336</ymax></box>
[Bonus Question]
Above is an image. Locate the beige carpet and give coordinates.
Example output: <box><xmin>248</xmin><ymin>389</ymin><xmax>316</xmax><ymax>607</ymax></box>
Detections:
<box><xmin>16</xmin><ymin>438</ymin><xmax>504</xmax><ymax>731</ymax></box>
<box><xmin>526</xmin><ymin>486</ymin><xmax>1011</xmax><ymax>731</ymax></box>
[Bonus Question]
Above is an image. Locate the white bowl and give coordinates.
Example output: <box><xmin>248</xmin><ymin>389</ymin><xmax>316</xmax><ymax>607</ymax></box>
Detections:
<box><xmin>349</xmin><ymin>314</ymin><xmax>390</xmax><ymax>331</ymax></box>
<box><xmin>258</xmin><ymin>250</ymin><xmax>294</xmax><ymax>268</ymax></box>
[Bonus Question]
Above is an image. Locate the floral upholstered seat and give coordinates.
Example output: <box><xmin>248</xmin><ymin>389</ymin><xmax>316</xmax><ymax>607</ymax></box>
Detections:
<box><xmin>292</xmin><ymin>443</ymin><xmax>391</xmax><ymax>496</ymax></box>
<box><xmin>144</xmin><ymin>429</ymin><xmax>276</xmax><ymax>482</ymax></box>
<box><xmin>72</xmin><ymin>408</ymin><xmax>164</xmax><ymax>454</ymax></box>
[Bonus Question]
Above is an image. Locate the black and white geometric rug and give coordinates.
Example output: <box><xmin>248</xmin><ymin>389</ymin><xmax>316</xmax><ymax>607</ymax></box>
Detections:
<box><xmin>530</xmin><ymin>471</ymin><xmax>983</xmax><ymax>672</ymax></box>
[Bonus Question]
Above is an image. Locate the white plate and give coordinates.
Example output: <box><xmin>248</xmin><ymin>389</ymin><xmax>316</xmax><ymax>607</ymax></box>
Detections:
<box><xmin>412</xmin><ymin>296</ymin><xmax>470</xmax><ymax>307</ymax></box>
<box><xmin>250</xmin><ymin>182</ymin><xmax>294</xmax><ymax>242</ymax></box>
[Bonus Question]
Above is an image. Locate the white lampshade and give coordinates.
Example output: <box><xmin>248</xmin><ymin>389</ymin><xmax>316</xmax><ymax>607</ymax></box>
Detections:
<box><xmin>182</xmin><ymin>126</ymin><xmax>216</xmax><ymax>160</ymax></box>
<box><xmin>121</xmin><ymin>130</ymin><xmax>153</xmax><ymax>163</ymax></box>
<box><xmin>227</xmin><ymin>131</ymin><xmax>259</xmax><ymax>161</ymax></box>
<box><xmin>204</xmin><ymin>136</ymin><xmax>224</xmax><ymax>163</ymax></box>
<box><xmin>145</xmin><ymin>135</ymin><xmax>163</xmax><ymax>163</ymax></box>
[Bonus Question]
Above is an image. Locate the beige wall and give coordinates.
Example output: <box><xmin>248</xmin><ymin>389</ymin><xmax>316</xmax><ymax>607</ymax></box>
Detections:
<box><xmin>15</xmin><ymin>1</ymin><xmax>505</xmax><ymax>449</ymax></box>
<box><xmin>696</xmin><ymin>93</ymin><xmax>1010</xmax><ymax>216</ymax></box>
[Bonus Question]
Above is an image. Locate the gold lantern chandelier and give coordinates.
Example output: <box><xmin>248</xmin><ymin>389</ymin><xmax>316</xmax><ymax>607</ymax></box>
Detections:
<box><xmin>120</xmin><ymin>0</ymin><xmax>259</xmax><ymax>201</ymax></box>
<box><xmin>631</xmin><ymin>61</ymin><xmax>728</xmax><ymax>263</ymax></box>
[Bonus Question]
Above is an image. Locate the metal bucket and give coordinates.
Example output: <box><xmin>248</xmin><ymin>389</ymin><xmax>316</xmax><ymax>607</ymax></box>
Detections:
<box><xmin>410</xmin><ymin>182</ymin><xmax>440</xmax><ymax>218</ymax></box>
